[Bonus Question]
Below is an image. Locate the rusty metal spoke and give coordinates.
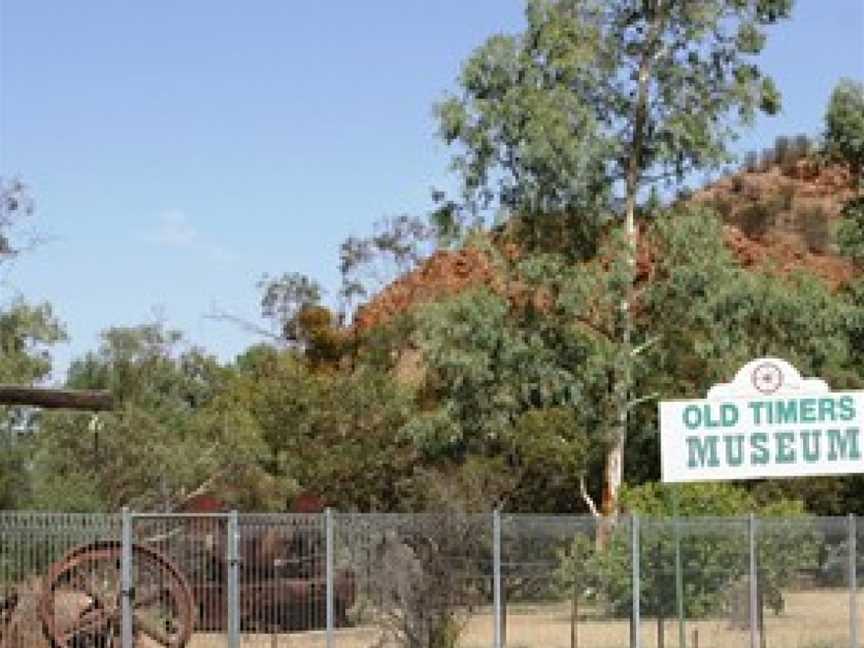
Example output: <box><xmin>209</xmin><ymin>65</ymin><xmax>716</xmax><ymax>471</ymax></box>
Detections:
<box><xmin>58</xmin><ymin>606</ymin><xmax>117</xmax><ymax>643</ymax></box>
<box><xmin>134</xmin><ymin>611</ymin><xmax>177</xmax><ymax>647</ymax></box>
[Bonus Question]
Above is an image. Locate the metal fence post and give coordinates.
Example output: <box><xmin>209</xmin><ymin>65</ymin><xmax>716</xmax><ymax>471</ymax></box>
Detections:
<box><xmin>494</xmin><ymin>509</ymin><xmax>502</xmax><ymax>648</ymax></box>
<box><xmin>673</xmin><ymin>490</ymin><xmax>685</xmax><ymax>648</ymax></box>
<box><xmin>120</xmin><ymin>507</ymin><xmax>133</xmax><ymax>648</ymax></box>
<box><xmin>326</xmin><ymin>507</ymin><xmax>334</xmax><ymax>648</ymax></box>
<box><xmin>851</xmin><ymin>513</ymin><xmax>858</xmax><ymax>648</ymax></box>
<box><xmin>749</xmin><ymin>514</ymin><xmax>758</xmax><ymax>648</ymax></box>
<box><xmin>631</xmin><ymin>514</ymin><xmax>641</xmax><ymax>648</ymax></box>
<box><xmin>227</xmin><ymin>510</ymin><xmax>240</xmax><ymax>648</ymax></box>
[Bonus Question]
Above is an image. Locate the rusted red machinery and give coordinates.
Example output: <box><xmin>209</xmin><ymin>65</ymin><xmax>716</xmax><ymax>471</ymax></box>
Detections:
<box><xmin>186</xmin><ymin>512</ymin><xmax>356</xmax><ymax>633</ymax></box>
<box><xmin>13</xmin><ymin>518</ymin><xmax>354</xmax><ymax>647</ymax></box>
<box><xmin>36</xmin><ymin>542</ymin><xmax>194</xmax><ymax>648</ymax></box>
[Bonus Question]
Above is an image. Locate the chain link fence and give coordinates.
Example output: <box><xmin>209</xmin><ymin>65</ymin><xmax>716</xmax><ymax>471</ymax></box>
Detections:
<box><xmin>0</xmin><ymin>510</ymin><xmax>859</xmax><ymax>648</ymax></box>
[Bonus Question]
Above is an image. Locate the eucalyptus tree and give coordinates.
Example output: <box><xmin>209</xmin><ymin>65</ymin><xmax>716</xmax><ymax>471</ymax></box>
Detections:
<box><xmin>437</xmin><ymin>0</ymin><xmax>792</xmax><ymax>515</ymax></box>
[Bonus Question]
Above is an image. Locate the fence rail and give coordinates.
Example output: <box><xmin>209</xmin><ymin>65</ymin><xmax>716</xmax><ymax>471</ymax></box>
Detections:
<box><xmin>0</xmin><ymin>510</ymin><xmax>860</xmax><ymax>648</ymax></box>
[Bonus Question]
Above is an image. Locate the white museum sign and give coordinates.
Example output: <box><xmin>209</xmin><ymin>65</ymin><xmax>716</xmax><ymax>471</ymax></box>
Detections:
<box><xmin>660</xmin><ymin>358</ymin><xmax>864</xmax><ymax>483</ymax></box>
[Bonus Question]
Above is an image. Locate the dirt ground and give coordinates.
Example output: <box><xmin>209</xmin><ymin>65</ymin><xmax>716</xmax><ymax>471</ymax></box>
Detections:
<box><xmin>184</xmin><ymin>588</ymin><xmax>857</xmax><ymax>648</ymax></box>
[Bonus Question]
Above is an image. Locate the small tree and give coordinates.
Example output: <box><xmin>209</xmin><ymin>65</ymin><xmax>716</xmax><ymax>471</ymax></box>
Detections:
<box><xmin>556</xmin><ymin>532</ymin><xmax>598</xmax><ymax>646</ymax></box>
<box><xmin>557</xmin><ymin>483</ymin><xmax>820</xmax><ymax>647</ymax></box>
<box><xmin>344</xmin><ymin>513</ymin><xmax>489</xmax><ymax>648</ymax></box>
<box><xmin>824</xmin><ymin>78</ymin><xmax>864</xmax><ymax>175</ymax></box>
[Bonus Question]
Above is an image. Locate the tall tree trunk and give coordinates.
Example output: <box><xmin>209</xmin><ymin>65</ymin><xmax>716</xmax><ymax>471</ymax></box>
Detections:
<box><xmin>601</xmin><ymin>0</ymin><xmax>663</xmax><ymax>520</ymax></box>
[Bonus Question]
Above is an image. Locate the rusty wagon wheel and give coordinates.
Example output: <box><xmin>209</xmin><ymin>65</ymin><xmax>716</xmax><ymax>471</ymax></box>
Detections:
<box><xmin>38</xmin><ymin>542</ymin><xmax>194</xmax><ymax>648</ymax></box>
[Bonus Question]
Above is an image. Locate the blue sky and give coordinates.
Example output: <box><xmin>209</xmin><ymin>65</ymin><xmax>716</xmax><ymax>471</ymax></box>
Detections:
<box><xmin>1</xmin><ymin>1</ymin><xmax>862</xmax><ymax>378</ymax></box>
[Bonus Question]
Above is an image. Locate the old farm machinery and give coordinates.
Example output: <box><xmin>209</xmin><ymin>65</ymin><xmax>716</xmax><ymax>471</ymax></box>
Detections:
<box><xmin>0</xmin><ymin>386</ymin><xmax>355</xmax><ymax>647</ymax></box>
<box><xmin>37</xmin><ymin>541</ymin><xmax>194</xmax><ymax>648</ymax></box>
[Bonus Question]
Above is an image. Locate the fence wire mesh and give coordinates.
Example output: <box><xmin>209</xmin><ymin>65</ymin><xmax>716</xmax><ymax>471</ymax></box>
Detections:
<box><xmin>0</xmin><ymin>511</ymin><xmax>120</xmax><ymax>647</ymax></box>
<box><xmin>332</xmin><ymin>513</ymin><xmax>494</xmax><ymax>648</ymax></box>
<box><xmin>0</xmin><ymin>511</ymin><xmax>860</xmax><ymax>648</ymax></box>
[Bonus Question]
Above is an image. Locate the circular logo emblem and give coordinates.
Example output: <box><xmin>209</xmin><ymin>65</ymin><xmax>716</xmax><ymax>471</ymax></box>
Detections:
<box><xmin>751</xmin><ymin>362</ymin><xmax>783</xmax><ymax>395</ymax></box>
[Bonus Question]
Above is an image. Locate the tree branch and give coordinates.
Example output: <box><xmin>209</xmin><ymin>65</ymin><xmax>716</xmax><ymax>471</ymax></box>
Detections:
<box><xmin>205</xmin><ymin>307</ymin><xmax>285</xmax><ymax>344</ymax></box>
<box><xmin>627</xmin><ymin>393</ymin><xmax>659</xmax><ymax>411</ymax></box>
<box><xmin>579</xmin><ymin>475</ymin><xmax>600</xmax><ymax>518</ymax></box>
<box><xmin>631</xmin><ymin>336</ymin><xmax>659</xmax><ymax>357</ymax></box>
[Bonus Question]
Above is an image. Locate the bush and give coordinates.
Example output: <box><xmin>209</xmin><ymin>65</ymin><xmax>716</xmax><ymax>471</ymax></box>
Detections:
<box><xmin>796</xmin><ymin>204</ymin><xmax>832</xmax><ymax>253</ymax></box>
<box><xmin>837</xmin><ymin>195</ymin><xmax>864</xmax><ymax>265</ymax></box>
<box><xmin>557</xmin><ymin>484</ymin><xmax>818</xmax><ymax>621</ymax></box>
<box><xmin>825</xmin><ymin>79</ymin><xmax>864</xmax><ymax>173</ymax></box>
<box><xmin>774</xmin><ymin>135</ymin><xmax>790</xmax><ymax>165</ymax></box>
<box><xmin>712</xmin><ymin>196</ymin><xmax>735</xmax><ymax>220</ymax></box>
<box><xmin>758</xmin><ymin>148</ymin><xmax>775</xmax><ymax>172</ymax></box>
<box><xmin>779</xmin><ymin>183</ymin><xmax>796</xmax><ymax>210</ymax></box>
<box><xmin>735</xmin><ymin>202</ymin><xmax>775</xmax><ymax>239</ymax></box>
<box><xmin>792</xmin><ymin>133</ymin><xmax>811</xmax><ymax>160</ymax></box>
<box><xmin>343</xmin><ymin>513</ymin><xmax>488</xmax><ymax>648</ymax></box>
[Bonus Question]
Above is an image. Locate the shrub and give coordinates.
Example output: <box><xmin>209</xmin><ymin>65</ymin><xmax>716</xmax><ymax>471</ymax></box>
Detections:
<box><xmin>556</xmin><ymin>484</ymin><xmax>818</xmax><ymax>621</ymax></box>
<box><xmin>792</xmin><ymin>133</ymin><xmax>811</xmax><ymax>160</ymax></box>
<box><xmin>774</xmin><ymin>135</ymin><xmax>790</xmax><ymax>164</ymax></box>
<box><xmin>779</xmin><ymin>183</ymin><xmax>796</xmax><ymax>210</ymax></box>
<box><xmin>735</xmin><ymin>202</ymin><xmax>775</xmax><ymax>239</ymax></box>
<box><xmin>712</xmin><ymin>196</ymin><xmax>735</xmax><ymax>220</ymax></box>
<box><xmin>343</xmin><ymin>513</ymin><xmax>488</xmax><ymax>648</ymax></box>
<box><xmin>796</xmin><ymin>204</ymin><xmax>832</xmax><ymax>254</ymax></box>
<box><xmin>825</xmin><ymin>79</ymin><xmax>864</xmax><ymax>173</ymax></box>
<box><xmin>837</xmin><ymin>196</ymin><xmax>864</xmax><ymax>265</ymax></box>
<box><xmin>758</xmin><ymin>148</ymin><xmax>775</xmax><ymax>172</ymax></box>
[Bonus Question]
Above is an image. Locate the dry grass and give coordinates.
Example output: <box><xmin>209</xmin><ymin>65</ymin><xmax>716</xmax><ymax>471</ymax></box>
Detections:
<box><xmin>179</xmin><ymin>589</ymin><xmax>858</xmax><ymax>648</ymax></box>
<box><xmin>3</xmin><ymin>588</ymin><xmax>855</xmax><ymax>647</ymax></box>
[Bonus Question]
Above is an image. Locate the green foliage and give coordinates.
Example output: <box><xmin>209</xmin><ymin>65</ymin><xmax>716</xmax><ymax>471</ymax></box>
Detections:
<box><xmin>29</xmin><ymin>323</ymin><xmax>270</xmax><ymax>511</ymax></box>
<box><xmin>0</xmin><ymin>299</ymin><xmax>66</xmax><ymax>384</ymax></box>
<box><xmin>641</xmin><ymin>206</ymin><xmax>855</xmax><ymax>396</ymax></box>
<box><xmin>0</xmin><ymin>300</ymin><xmax>67</xmax><ymax>509</ymax></box>
<box><xmin>558</xmin><ymin>484</ymin><xmax>815</xmax><ymax>618</ymax></box>
<box><xmin>509</xmin><ymin>408</ymin><xmax>589</xmax><ymax>478</ymax></box>
<box><xmin>408</xmin><ymin>287</ymin><xmax>581</xmax><ymax>458</ymax></box>
<box><xmin>837</xmin><ymin>196</ymin><xmax>864</xmax><ymax>266</ymax></box>
<box><xmin>824</xmin><ymin>78</ymin><xmax>864</xmax><ymax>173</ymax></box>
<box><xmin>434</xmin><ymin>9</ymin><xmax>611</xmax><ymax>249</ymax></box>
<box><xmin>435</xmin><ymin>0</ymin><xmax>792</xmax><ymax>253</ymax></box>
<box><xmin>622</xmin><ymin>482</ymin><xmax>758</xmax><ymax>516</ymax></box>
<box><xmin>224</xmin><ymin>350</ymin><xmax>418</xmax><ymax>511</ymax></box>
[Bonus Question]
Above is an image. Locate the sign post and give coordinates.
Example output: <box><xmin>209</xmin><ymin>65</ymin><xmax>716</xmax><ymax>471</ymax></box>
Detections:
<box><xmin>659</xmin><ymin>358</ymin><xmax>864</xmax><ymax>648</ymax></box>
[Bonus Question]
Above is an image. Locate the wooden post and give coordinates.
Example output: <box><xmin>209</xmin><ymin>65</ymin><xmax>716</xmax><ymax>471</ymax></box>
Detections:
<box><xmin>0</xmin><ymin>385</ymin><xmax>113</xmax><ymax>411</ymax></box>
